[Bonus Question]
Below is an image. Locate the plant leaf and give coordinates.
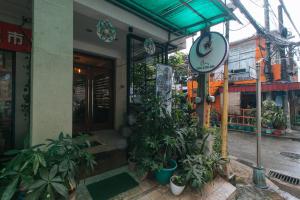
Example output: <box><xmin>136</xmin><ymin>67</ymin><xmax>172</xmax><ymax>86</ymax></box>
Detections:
<box><xmin>49</xmin><ymin>165</ymin><xmax>58</xmax><ymax>180</ymax></box>
<box><xmin>33</xmin><ymin>156</ymin><xmax>40</xmax><ymax>175</ymax></box>
<box><xmin>26</xmin><ymin>185</ymin><xmax>45</xmax><ymax>200</ymax></box>
<box><xmin>39</xmin><ymin>168</ymin><xmax>49</xmax><ymax>181</ymax></box>
<box><xmin>1</xmin><ymin>176</ymin><xmax>19</xmax><ymax>200</ymax></box>
<box><xmin>29</xmin><ymin>180</ymin><xmax>46</xmax><ymax>190</ymax></box>
<box><xmin>51</xmin><ymin>182</ymin><xmax>68</xmax><ymax>199</ymax></box>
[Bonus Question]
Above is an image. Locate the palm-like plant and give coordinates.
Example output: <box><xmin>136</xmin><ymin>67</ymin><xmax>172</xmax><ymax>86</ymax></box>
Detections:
<box><xmin>0</xmin><ymin>133</ymin><xmax>96</xmax><ymax>200</ymax></box>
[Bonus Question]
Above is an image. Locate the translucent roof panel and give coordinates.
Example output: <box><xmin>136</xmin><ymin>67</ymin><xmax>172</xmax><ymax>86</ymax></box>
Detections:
<box><xmin>107</xmin><ymin>0</ymin><xmax>236</xmax><ymax>35</ymax></box>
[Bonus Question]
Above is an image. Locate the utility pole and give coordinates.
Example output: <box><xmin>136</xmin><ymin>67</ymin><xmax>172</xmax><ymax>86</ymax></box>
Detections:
<box><xmin>220</xmin><ymin>18</ymin><xmax>230</xmax><ymax>178</ymax></box>
<box><xmin>253</xmin><ymin>61</ymin><xmax>267</xmax><ymax>189</ymax></box>
<box><xmin>264</xmin><ymin>0</ymin><xmax>272</xmax><ymax>98</ymax></box>
<box><xmin>278</xmin><ymin>5</ymin><xmax>292</xmax><ymax>132</ymax></box>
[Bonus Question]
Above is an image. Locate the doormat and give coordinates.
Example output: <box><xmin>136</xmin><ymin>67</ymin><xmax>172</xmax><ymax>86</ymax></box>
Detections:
<box><xmin>87</xmin><ymin>172</ymin><xmax>139</xmax><ymax>200</ymax></box>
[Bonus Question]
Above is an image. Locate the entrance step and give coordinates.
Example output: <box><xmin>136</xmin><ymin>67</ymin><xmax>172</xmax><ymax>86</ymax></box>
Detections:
<box><xmin>86</xmin><ymin>130</ymin><xmax>127</xmax><ymax>154</ymax></box>
<box><xmin>83</xmin><ymin>130</ymin><xmax>128</xmax><ymax>177</ymax></box>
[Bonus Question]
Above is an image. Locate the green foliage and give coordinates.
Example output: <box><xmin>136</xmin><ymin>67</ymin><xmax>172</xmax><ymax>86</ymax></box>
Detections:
<box><xmin>0</xmin><ymin>133</ymin><xmax>96</xmax><ymax>200</ymax></box>
<box><xmin>169</xmin><ymin>52</ymin><xmax>188</xmax><ymax>82</ymax></box>
<box><xmin>129</xmin><ymin>93</ymin><xmax>222</xmax><ymax>189</ymax></box>
<box><xmin>171</xmin><ymin>175</ymin><xmax>186</xmax><ymax>186</ymax></box>
<box><xmin>212</xmin><ymin>128</ymin><xmax>221</xmax><ymax>155</ymax></box>
<box><xmin>262</xmin><ymin>100</ymin><xmax>286</xmax><ymax>129</ymax></box>
<box><xmin>180</xmin><ymin>151</ymin><xmax>221</xmax><ymax>189</ymax></box>
<box><xmin>130</xmin><ymin>96</ymin><xmax>177</xmax><ymax>172</ymax></box>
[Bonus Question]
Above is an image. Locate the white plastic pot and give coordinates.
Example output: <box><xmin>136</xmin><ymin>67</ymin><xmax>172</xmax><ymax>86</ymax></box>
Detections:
<box><xmin>170</xmin><ymin>176</ymin><xmax>185</xmax><ymax>196</ymax></box>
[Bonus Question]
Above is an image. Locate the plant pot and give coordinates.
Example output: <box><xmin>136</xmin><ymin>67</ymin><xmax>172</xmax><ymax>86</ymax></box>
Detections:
<box><xmin>128</xmin><ymin>158</ymin><xmax>136</xmax><ymax>172</ymax></box>
<box><xmin>265</xmin><ymin>128</ymin><xmax>273</xmax><ymax>135</ymax></box>
<box><xmin>170</xmin><ymin>176</ymin><xmax>185</xmax><ymax>196</ymax></box>
<box><xmin>154</xmin><ymin>160</ymin><xmax>177</xmax><ymax>185</ymax></box>
<box><xmin>244</xmin><ymin>126</ymin><xmax>252</xmax><ymax>132</ymax></box>
<box><xmin>238</xmin><ymin>125</ymin><xmax>244</xmax><ymax>131</ymax></box>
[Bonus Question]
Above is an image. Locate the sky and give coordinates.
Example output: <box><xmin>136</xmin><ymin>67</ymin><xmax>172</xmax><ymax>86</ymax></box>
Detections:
<box><xmin>183</xmin><ymin>0</ymin><xmax>300</xmax><ymax>79</ymax></box>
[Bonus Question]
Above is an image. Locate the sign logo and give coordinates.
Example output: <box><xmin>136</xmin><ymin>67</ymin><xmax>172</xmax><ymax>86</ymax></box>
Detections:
<box><xmin>0</xmin><ymin>21</ymin><xmax>31</xmax><ymax>52</ymax></box>
<box><xmin>189</xmin><ymin>32</ymin><xmax>228</xmax><ymax>73</ymax></box>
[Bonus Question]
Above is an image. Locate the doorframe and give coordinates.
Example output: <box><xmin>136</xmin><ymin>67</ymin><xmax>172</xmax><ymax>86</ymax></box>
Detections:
<box><xmin>73</xmin><ymin>50</ymin><xmax>116</xmax><ymax>131</ymax></box>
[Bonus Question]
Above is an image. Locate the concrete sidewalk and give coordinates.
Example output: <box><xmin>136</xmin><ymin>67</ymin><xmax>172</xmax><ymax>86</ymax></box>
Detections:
<box><xmin>230</xmin><ymin>159</ymin><xmax>299</xmax><ymax>200</ymax></box>
<box><xmin>229</xmin><ymin>129</ymin><xmax>300</xmax><ymax>140</ymax></box>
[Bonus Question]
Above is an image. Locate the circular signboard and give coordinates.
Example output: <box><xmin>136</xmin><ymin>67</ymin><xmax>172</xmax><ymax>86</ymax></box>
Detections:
<box><xmin>189</xmin><ymin>32</ymin><xmax>229</xmax><ymax>73</ymax></box>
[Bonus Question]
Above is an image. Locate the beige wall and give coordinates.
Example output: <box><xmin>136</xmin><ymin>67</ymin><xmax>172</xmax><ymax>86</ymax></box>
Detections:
<box><xmin>30</xmin><ymin>0</ymin><xmax>73</xmax><ymax>145</ymax></box>
<box><xmin>221</xmin><ymin>92</ymin><xmax>241</xmax><ymax>115</ymax></box>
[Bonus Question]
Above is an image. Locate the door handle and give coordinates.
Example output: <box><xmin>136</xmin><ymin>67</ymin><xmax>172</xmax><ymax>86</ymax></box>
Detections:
<box><xmin>91</xmin><ymin>79</ymin><xmax>94</xmax><ymax>119</ymax></box>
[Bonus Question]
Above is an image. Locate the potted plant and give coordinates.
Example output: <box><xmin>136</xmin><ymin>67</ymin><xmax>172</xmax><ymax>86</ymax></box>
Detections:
<box><xmin>170</xmin><ymin>175</ymin><xmax>186</xmax><ymax>195</ymax></box>
<box><xmin>0</xmin><ymin>133</ymin><xmax>96</xmax><ymax>200</ymax></box>
<box><xmin>128</xmin><ymin>149</ymin><xmax>137</xmax><ymax>172</ymax></box>
<box><xmin>129</xmin><ymin>96</ymin><xmax>178</xmax><ymax>185</ymax></box>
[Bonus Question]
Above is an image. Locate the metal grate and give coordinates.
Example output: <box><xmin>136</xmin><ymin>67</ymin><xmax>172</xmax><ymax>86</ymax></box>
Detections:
<box><xmin>268</xmin><ymin>170</ymin><xmax>300</xmax><ymax>185</ymax></box>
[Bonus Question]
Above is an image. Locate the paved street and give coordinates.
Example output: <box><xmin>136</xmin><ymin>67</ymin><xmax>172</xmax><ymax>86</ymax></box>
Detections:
<box><xmin>229</xmin><ymin>131</ymin><xmax>300</xmax><ymax>178</ymax></box>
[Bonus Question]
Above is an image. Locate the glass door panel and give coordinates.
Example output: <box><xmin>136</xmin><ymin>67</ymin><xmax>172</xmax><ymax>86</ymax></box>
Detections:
<box><xmin>73</xmin><ymin>53</ymin><xmax>115</xmax><ymax>133</ymax></box>
<box><xmin>91</xmin><ymin>67</ymin><xmax>114</xmax><ymax>129</ymax></box>
<box><xmin>0</xmin><ymin>51</ymin><xmax>13</xmax><ymax>153</ymax></box>
<box><xmin>73</xmin><ymin>66</ymin><xmax>88</xmax><ymax>132</ymax></box>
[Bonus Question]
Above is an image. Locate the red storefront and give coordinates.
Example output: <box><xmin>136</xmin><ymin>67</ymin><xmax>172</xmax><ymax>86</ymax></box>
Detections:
<box><xmin>0</xmin><ymin>21</ymin><xmax>31</xmax><ymax>153</ymax></box>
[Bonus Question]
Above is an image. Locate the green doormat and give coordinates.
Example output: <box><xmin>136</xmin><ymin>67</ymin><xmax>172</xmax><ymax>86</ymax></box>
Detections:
<box><xmin>87</xmin><ymin>172</ymin><xmax>139</xmax><ymax>200</ymax></box>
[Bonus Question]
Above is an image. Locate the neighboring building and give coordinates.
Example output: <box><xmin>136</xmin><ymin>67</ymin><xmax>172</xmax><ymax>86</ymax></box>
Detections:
<box><xmin>209</xmin><ymin>35</ymin><xmax>300</xmax><ymax>128</ymax></box>
<box><xmin>0</xmin><ymin>0</ymin><xmax>235</xmax><ymax>171</ymax></box>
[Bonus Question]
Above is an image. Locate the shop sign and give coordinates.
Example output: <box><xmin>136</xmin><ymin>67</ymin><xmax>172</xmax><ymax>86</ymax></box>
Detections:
<box><xmin>156</xmin><ymin>64</ymin><xmax>173</xmax><ymax>113</ymax></box>
<box><xmin>0</xmin><ymin>21</ymin><xmax>31</xmax><ymax>52</ymax></box>
<box><xmin>189</xmin><ymin>32</ymin><xmax>228</xmax><ymax>73</ymax></box>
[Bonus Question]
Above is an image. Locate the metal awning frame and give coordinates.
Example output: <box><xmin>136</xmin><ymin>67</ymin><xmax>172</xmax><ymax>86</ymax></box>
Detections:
<box><xmin>106</xmin><ymin>0</ymin><xmax>239</xmax><ymax>39</ymax></box>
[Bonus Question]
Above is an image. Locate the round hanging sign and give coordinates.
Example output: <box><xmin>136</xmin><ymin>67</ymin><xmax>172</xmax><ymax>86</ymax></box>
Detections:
<box><xmin>189</xmin><ymin>32</ymin><xmax>228</xmax><ymax>73</ymax></box>
<box><xmin>144</xmin><ymin>38</ymin><xmax>156</xmax><ymax>55</ymax></box>
<box><xmin>96</xmin><ymin>19</ymin><xmax>116</xmax><ymax>43</ymax></box>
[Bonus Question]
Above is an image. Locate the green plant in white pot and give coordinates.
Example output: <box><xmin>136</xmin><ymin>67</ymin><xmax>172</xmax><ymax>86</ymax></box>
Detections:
<box><xmin>170</xmin><ymin>175</ymin><xmax>186</xmax><ymax>196</ymax></box>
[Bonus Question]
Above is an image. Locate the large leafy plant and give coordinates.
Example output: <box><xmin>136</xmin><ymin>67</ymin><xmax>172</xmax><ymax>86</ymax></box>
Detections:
<box><xmin>262</xmin><ymin>100</ymin><xmax>286</xmax><ymax>129</ymax></box>
<box><xmin>129</xmin><ymin>96</ymin><xmax>177</xmax><ymax>172</ymax></box>
<box><xmin>0</xmin><ymin>133</ymin><xmax>96</xmax><ymax>200</ymax></box>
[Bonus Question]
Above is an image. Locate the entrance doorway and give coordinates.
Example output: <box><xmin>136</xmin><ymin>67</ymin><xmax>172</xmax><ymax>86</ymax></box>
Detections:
<box><xmin>73</xmin><ymin>52</ymin><xmax>115</xmax><ymax>133</ymax></box>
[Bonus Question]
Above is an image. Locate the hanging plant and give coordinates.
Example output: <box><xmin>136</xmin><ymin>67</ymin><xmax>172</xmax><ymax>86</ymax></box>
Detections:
<box><xmin>144</xmin><ymin>38</ymin><xmax>156</xmax><ymax>55</ymax></box>
<box><xmin>96</xmin><ymin>19</ymin><xmax>116</xmax><ymax>43</ymax></box>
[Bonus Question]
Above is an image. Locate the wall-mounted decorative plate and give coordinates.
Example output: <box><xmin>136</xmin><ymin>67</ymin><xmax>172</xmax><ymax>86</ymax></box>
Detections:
<box><xmin>96</xmin><ymin>19</ymin><xmax>116</xmax><ymax>43</ymax></box>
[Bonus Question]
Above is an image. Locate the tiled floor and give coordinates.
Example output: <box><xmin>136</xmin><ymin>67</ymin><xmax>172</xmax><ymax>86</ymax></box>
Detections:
<box><xmin>77</xmin><ymin>166</ymin><xmax>236</xmax><ymax>200</ymax></box>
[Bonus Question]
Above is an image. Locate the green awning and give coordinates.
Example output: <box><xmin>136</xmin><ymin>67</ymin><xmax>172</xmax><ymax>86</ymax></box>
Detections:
<box><xmin>107</xmin><ymin>0</ymin><xmax>237</xmax><ymax>36</ymax></box>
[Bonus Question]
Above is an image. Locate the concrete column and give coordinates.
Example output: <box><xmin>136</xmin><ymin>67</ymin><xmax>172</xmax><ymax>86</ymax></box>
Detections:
<box><xmin>30</xmin><ymin>0</ymin><xmax>73</xmax><ymax>145</ymax></box>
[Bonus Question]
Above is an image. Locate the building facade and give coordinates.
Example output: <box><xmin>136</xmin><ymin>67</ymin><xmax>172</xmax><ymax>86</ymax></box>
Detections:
<box><xmin>209</xmin><ymin>35</ymin><xmax>300</xmax><ymax>129</ymax></box>
<box><xmin>0</xmin><ymin>0</ymin><xmax>235</xmax><ymax>159</ymax></box>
